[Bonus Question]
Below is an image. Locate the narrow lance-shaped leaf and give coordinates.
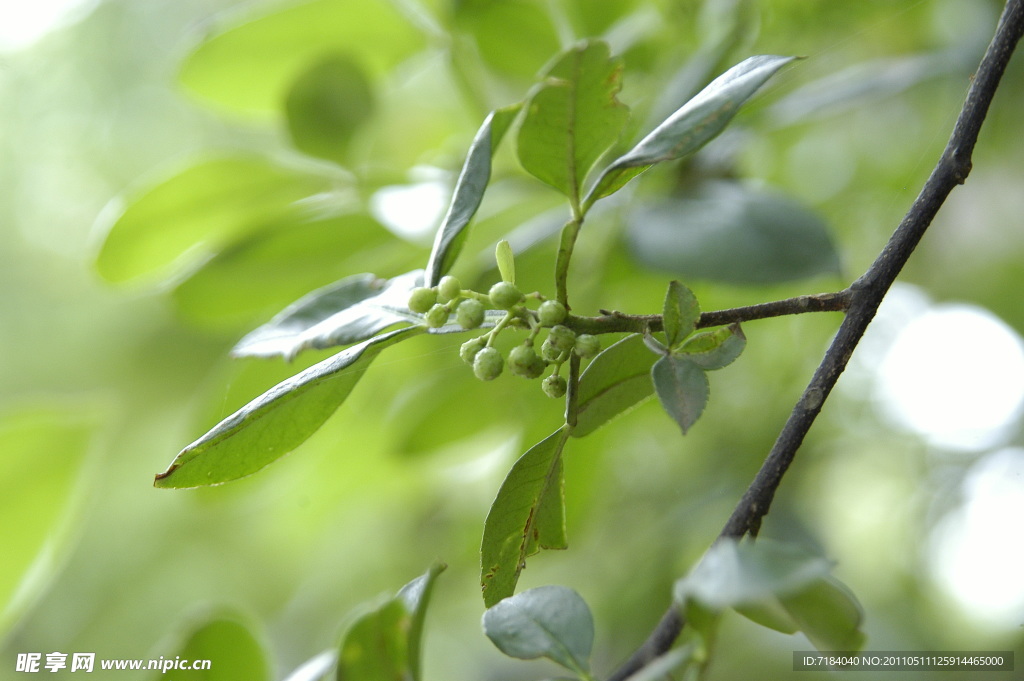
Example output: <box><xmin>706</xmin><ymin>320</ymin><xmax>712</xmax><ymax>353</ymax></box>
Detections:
<box><xmin>481</xmin><ymin>427</ymin><xmax>570</xmax><ymax>607</ymax></box>
<box><xmin>425</xmin><ymin>105</ymin><xmax>520</xmax><ymax>286</ymax></box>
<box><xmin>155</xmin><ymin>327</ymin><xmax>422</xmax><ymax>488</ymax></box>
<box><xmin>573</xmin><ymin>334</ymin><xmax>658</xmax><ymax>438</ymax></box>
<box><xmin>232</xmin><ymin>270</ymin><xmax>422</xmax><ymax>360</ymax></box>
<box><xmin>517</xmin><ymin>40</ymin><xmax>629</xmax><ymax>202</ymax></box>
<box><xmin>585</xmin><ymin>55</ymin><xmax>798</xmax><ymax>208</ymax></box>
<box><xmin>651</xmin><ymin>355</ymin><xmax>709</xmax><ymax>435</ymax></box>
<box><xmin>482</xmin><ymin>586</ymin><xmax>594</xmax><ymax>673</ymax></box>
<box><xmin>662</xmin><ymin>280</ymin><xmax>700</xmax><ymax>349</ymax></box>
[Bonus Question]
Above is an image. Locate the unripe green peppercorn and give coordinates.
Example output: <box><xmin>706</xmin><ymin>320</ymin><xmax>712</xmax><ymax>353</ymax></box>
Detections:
<box><xmin>526</xmin><ymin>355</ymin><xmax>546</xmax><ymax>379</ymax></box>
<box><xmin>460</xmin><ymin>336</ymin><xmax>487</xmax><ymax>364</ymax></box>
<box><xmin>473</xmin><ymin>346</ymin><xmax>504</xmax><ymax>381</ymax></box>
<box><xmin>542</xmin><ymin>374</ymin><xmax>567</xmax><ymax>398</ymax></box>
<box><xmin>488</xmin><ymin>281</ymin><xmax>524</xmax><ymax>310</ymax></box>
<box><xmin>574</xmin><ymin>334</ymin><xmax>601</xmax><ymax>359</ymax></box>
<box><xmin>537</xmin><ymin>300</ymin><xmax>567</xmax><ymax>327</ymax></box>
<box><xmin>425</xmin><ymin>303</ymin><xmax>449</xmax><ymax>328</ymax></box>
<box><xmin>540</xmin><ymin>337</ymin><xmax>564</xmax><ymax>363</ymax></box>
<box><xmin>437</xmin><ymin>275</ymin><xmax>462</xmax><ymax>303</ymax></box>
<box><xmin>456</xmin><ymin>298</ymin><xmax>485</xmax><ymax>329</ymax></box>
<box><xmin>547</xmin><ymin>325</ymin><xmax>576</xmax><ymax>353</ymax></box>
<box><xmin>408</xmin><ymin>286</ymin><xmax>437</xmax><ymax>314</ymax></box>
<box><xmin>509</xmin><ymin>345</ymin><xmax>544</xmax><ymax>379</ymax></box>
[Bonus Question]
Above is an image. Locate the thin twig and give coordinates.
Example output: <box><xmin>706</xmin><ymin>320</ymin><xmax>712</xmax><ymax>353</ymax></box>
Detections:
<box><xmin>567</xmin><ymin>290</ymin><xmax>851</xmax><ymax>336</ymax></box>
<box><xmin>606</xmin><ymin>2</ymin><xmax>1024</xmax><ymax>679</ymax></box>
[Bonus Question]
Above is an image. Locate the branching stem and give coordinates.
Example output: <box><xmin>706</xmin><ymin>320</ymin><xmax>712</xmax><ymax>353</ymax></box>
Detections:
<box><xmin>606</xmin><ymin>2</ymin><xmax>1024</xmax><ymax>679</ymax></box>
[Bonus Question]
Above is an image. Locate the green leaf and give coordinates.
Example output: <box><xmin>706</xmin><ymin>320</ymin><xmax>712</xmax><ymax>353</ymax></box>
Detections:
<box><xmin>674</xmin><ymin>539</ymin><xmax>832</xmax><ymax>613</ymax></box>
<box><xmin>662</xmin><ymin>280</ymin><xmax>700</xmax><ymax>348</ymax></box>
<box><xmin>424</xmin><ymin>105</ymin><xmax>520</xmax><ymax>286</ymax></box>
<box><xmin>396</xmin><ymin>562</ymin><xmax>447</xmax><ymax>681</ymax></box>
<box><xmin>680</xmin><ymin>323</ymin><xmax>746</xmax><ymax>370</ymax></box>
<box><xmin>517</xmin><ymin>40</ymin><xmax>629</xmax><ymax>201</ymax></box>
<box><xmin>335</xmin><ymin>565</ymin><xmax>447</xmax><ymax>681</ymax></box>
<box><xmin>284</xmin><ymin>54</ymin><xmax>375</xmax><ymax>165</ymax></box>
<box><xmin>155</xmin><ymin>327</ymin><xmax>422</xmax><ymax>488</ymax></box>
<box><xmin>573</xmin><ymin>334</ymin><xmax>657</xmax><ymax>438</ymax></box>
<box><xmin>156</xmin><ymin>614</ymin><xmax>270</xmax><ymax>681</ymax></box>
<box><xmin>627</xmin><ymin>181</ymin><xmax>840</xmax><ymax>284</ymax></box>
<box><xmin>481</xmin><ymin>428</ymin><xmax>570</xmax><ymax>607</ymax></box>
<box><xmin>172</xmin><ymin>209</ymin><xmax>394</xmax><ymax>330</ymax></box>
<box><xmin>95</xmin><ymin>156</ymin><xmax>331</xmax><ymax>284</ymax></box>
<box><xmin>231</xmin><ymin>271</ymin><xmax>422</xmax><ymax>360</ymax></box>
<box><xmin>651</xmin><ymin>355</ymin><xmax>709</xmax><ymax>435</ymax></box>
<box><xmin>779</xmin><ymin>576</ymin><xmax>865</xmax><ymax>651</ymax></box>
<box><xmin>679</xmin><ymin>541</ymin><xmax>865</xmax><ymax>652</ymax></box>
<box><xmin>337</xmin><ymin>599</ymin><xmax>410</xmax><ymax>681</ymax></box>
<box><xmin>732</xmin><ymin>599</ymin><xmax>800</xmax><ymax>635</ymax></box>
<box><xmin>586</xmin><ymin>55</ymin><xmax>798</xmax><ymax>206</ymax></box>
<box><xmin>0</xmin><ymin>406</ymin><xmax>96</xmax><ymax>636</ymax></box>
<box><xmin>482</xmin><ymin>586</ymin><xmax>594</xmax><ymax>673</ymax></box>
<box><xmin>495</xmin><ymin>239</ymin><xmax>515</xmax><ymax>284</ymax></box>
<box><xmin>179</xmin><ymin>0</ymin><xmax>423</xmax><ymax>116</ymax></box>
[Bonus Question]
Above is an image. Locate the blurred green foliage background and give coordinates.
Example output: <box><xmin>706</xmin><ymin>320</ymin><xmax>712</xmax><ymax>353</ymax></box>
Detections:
<box><xmin>2</xmin><ymin>0</ymin><xmax>1023</xmax><ymax>679</ymax></box>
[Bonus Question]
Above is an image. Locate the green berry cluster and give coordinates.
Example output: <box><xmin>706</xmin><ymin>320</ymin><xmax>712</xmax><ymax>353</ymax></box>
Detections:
<box><xmin>408</xmin><ymin>275</ymin><xmax>602</xmax><ymax>398</ymax></box>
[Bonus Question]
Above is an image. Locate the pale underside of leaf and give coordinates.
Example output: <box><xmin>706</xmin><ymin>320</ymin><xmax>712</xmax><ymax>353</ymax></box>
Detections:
<box><xmin>482</xmin><ymin>585</ymin><xmax>594</xmax><ymax>672</ymax></box>
<box><xmin>425</xmin><ymin>105</ymin><xmax>520</xmax><ymax>286</ymax></box>
<box><xmin>585</xmin><ymin>55</ymin><xmax>798</xmax><ymax>207</ymax></box>
<box><xmin>232</xmin><ymin>271</ymin><xmax>423</xmax><ymax>360</ymax></box>
<box><xmin>651</xmin><ymin>355</ymin><xmax>710</xmax><ymax>434</ymax></box>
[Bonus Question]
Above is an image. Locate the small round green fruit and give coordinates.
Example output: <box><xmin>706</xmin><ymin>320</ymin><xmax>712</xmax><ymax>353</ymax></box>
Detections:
<box><xmin>574</xmin><ymin>334</ymin><xmax>601</xmax><ymax>359</ymax></box>
<box><xmin>460</xmin><ymin>336</ymin><xmax>487</xmax><ymax>364</ymax></box>
<box><xmin>408</xmin><ymin>286</ymin><xmax>437</xmax><ymax>314</ymax></box>
<box><xmin>542</xmin><ymin>374</ymin><xmax>567</xmax><ymax>398</ymax></box>
<box><xmin>509</xmin><ymin>345</ymin><xmax>544</xmax><ymax>379</ymax></box>
<box><xmin>547</xmin><ymin>325</ymin><xmax>576</xmax><ymax>353</ymax></box>
<box><xmin>425</xmin><ymin>304</ymin><xmax>450</xmax><ymax>328</ymax></box>
<box><xmin>437</xmin><ymin>276</ymin><xmax>462</xmax><ymax>303</ymax></box>
<box><xmin>489</xmin><ymin>281</ymin><xmax>524</xmax><ymax>310</ymax></box>
<box><xmin>456</xmin><ymin>298</ymin><xmax>485</xmax><ymax>329</ymax></box>
<box><xmin>540</xmin><ymin>337</ymin><xmax>563</xmax><ymax>363</ymax></box>
<box><xmin>537</xmin><ymin>300</ymin><xmax>567</xmax><ymax>327</ymax></box>
<box><xmin>473</xmin><ymin>346</ymin><xmax>504</xmax><ymax>381</ymax></box>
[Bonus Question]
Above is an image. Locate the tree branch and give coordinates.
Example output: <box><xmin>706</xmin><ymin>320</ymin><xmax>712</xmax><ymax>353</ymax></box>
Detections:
<box><xmin>566</xmin><ymin>289</ymin><xmax>852</xmax><ymax>336</ymax></box>
<box><xmin>606</xmin><ymin>2</ymin><xmax>1024</xmax><ymax>679</ymax></box>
